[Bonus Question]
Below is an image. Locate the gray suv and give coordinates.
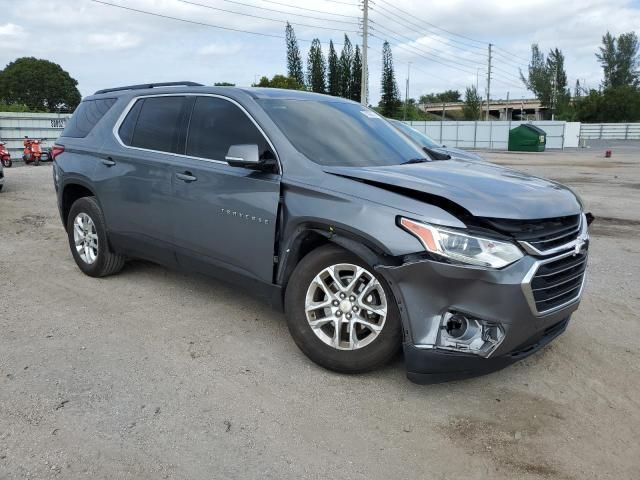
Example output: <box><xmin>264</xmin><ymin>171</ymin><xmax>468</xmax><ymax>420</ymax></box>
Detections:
<box><xmin>52</xmin><ymin>82</ymin><xmax>590</xmax><ymax>383</ymax></box>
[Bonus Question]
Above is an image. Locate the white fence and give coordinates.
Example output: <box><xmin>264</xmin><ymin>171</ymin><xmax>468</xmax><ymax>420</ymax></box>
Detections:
<box><xmin>403</xmin><ymin>120</ymin><xmax>581</xmax><ymax>150</ymax></box>
<box><xmin>1</xmin><ymin>112</ymin><xmax>639</xmax><ymax>159</ymax></box>
<box><xmin>0</xmin><ymin>112</ymin><xmax>71</xmax><ymax>158</ymax></box>
<box><xmin>579</xmin><ymin>123</ymin><xmax>640</xmax><ymax>140</ymax></box>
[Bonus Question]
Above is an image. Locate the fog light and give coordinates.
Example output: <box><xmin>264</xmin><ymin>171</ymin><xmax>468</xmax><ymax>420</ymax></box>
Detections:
<box><xmin>437</xmin><ymin>312</ymin><xmax>505</xmax><ymax>357</ymax></box>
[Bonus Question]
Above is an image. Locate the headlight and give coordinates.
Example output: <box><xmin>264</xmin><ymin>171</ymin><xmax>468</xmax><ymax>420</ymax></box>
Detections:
<box><xmin>399</xmin><ymin>217</ymin><xmax>523</xmax><ymax>268</ymax></box>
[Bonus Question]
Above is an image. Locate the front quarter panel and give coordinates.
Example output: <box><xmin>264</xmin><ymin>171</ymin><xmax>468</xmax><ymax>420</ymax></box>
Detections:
<box><xmin>280</xmin><ymin>177</ymin><xmax>465</xmax><ymax>259</ymax></box>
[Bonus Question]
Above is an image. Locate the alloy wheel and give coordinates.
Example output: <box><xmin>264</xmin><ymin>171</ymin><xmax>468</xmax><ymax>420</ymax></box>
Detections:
<box><xmin>304</xmin><ymin>263</ymin><xmax>388</xmax><ymax>350</ymax></box>
<box><xmin>73</xmin><ymin>213</ymin><xmax>99</xmax><ymax>264</ymax></box>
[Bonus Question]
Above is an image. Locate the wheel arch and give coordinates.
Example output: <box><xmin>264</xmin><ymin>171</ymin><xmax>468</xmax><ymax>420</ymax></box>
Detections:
<box><xmin>61</xmin><ymin>181</ymin><xmax>97</xmax><ymax>231</ymax></box>
<box><xmin>276</xmin><ymin>223</ymin><xmax>396</xmax><ymax>291</ymax></box>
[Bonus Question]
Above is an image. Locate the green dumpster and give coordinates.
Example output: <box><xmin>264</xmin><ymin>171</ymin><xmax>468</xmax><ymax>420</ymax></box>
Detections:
<box><xmin>508</xmin><ymin>124</ymin><xmax>546</xmax><ymax>152</ymax></box>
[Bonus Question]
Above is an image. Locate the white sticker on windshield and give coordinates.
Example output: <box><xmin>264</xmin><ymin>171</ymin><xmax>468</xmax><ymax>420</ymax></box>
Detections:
<box><xmin>360</xmin><ymin>110</ymin><xmax>381</xmax><ymax>119</ymax></box>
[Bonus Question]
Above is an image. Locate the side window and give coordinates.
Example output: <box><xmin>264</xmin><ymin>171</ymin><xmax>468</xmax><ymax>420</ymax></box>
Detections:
<box><xmin>186</xmin><ymin>96</ymin><xmax>271</xmax><ymax>161</ymax></box>
<box><xmin>61</xmin><ymin>98</ymin><xmax>116</xmax><ymax>138</ymax></box>
<box><xmin>117</xmin><ymin>98</ymin><xmax>143</xmax><ymax>145</ymax></box>
<box><xmin>119</xmin><ymin>96</ymin><xmax>186</xmax><ymax>153</ymax></box>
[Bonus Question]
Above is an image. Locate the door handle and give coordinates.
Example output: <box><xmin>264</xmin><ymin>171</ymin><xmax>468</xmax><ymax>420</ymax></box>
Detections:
<box><xmin>176</xmin><ymin>172</ymin><xmax>197</xmax><ymax>183</ymax></box>
<box><xmin>101</xmin><ymin>157</ymin><xmax>116</xmax><ymax>167</ymax></box>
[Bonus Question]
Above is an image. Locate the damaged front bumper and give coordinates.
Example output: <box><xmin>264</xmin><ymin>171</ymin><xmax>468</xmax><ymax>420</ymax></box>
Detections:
<box><xmin>377</xmin><ymin>251</ymin><xmax>586</xmax><ymax>384</ymax></box>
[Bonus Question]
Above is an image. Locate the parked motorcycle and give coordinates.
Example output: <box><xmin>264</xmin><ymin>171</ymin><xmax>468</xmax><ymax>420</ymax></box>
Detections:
<box><xmin>0</xmin><ymin>141</ymin><xmax>11</xmax><ymax>168</ymax></box>
<box><xmin>22</xmin><ymin>137</ymin><xmax>45</xmax><ymax>166</ymax></box>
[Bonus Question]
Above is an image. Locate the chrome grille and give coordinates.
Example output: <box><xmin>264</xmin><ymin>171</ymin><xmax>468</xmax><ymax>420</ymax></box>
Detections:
<box><xmin>524</xmin><ymin>250</ymin><xmax>587</xmax><ymax>315</ymax></box>
<box><xmin>481</xmin><ymin>214</ymin><xmax>582</xmax><ymax>255</ymax></box>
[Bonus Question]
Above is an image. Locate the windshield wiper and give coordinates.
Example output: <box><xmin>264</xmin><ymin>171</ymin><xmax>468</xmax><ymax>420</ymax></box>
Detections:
<box><xmin>401</xmin><ymin>158</ymin><xmax>430</xmax><ymax>165</ymax></box>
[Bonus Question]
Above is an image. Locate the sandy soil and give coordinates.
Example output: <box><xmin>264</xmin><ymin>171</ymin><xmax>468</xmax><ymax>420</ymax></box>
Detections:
<box><xmin>1</xmin><ymin>147</ymin><xmax>639</xmax><ymax>479</ymax></box>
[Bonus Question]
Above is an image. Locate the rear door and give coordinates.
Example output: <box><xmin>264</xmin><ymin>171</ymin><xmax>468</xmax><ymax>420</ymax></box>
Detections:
<box><xmin>95</xmin><ymin>95</ymin><xmax>190</xmax><ymax>263</ymax></box>
<box><xmin>170</xmin><ymin>95</ymin><xmax>281</xmax><ymax>283</ymax></box>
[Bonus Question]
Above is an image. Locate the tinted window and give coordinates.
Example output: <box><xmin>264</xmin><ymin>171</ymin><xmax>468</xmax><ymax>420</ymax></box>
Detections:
<box><xmin>259</xmin><ymin>99</ymin><xmax>425</xmax><ymax>167</ymax></box>
<box><xmin>118</xmin><ymin>98</ymin><xmax>143</xmax><ymax>145</ymax></box>
<box><xmin>124</xmin><ymin>96</ymin><xmax>186</xmax><ymax>153</ymax></box>
<box><xmin>186</xmin><ymin>96</ymin><xmax>271</xmax><ymax>161</ymax></box>
<box><xmin>61</xmin><ymin>98</ymin><xmax>116</xmax><ymax>138</ymax></box>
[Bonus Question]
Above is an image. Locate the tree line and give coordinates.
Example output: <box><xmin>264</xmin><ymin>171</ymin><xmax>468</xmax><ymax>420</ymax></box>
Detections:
<box><xmin>0</xmin><ymin>26</ymin><xmax>637</xmax><ymax>123</ymax></box>
<box><xmin>386</xmin><ymin>30</ymin><xmax>640</xmax><ymax>123</ymax></box>
<box><xmin>519</xmin><ymin>31</ymin><xmax>640</xmax><ymax>122</ymax></box>
<box><xmin>254</xmin><ymin>23</ymin><xmax>364</xmax><ymax>103</ymax></box>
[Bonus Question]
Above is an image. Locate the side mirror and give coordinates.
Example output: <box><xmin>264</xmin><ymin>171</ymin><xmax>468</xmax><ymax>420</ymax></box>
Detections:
<box><xmin>225</xmin><ymin>144</ymin><xmax>260</xmax><ymax>168</ymax></box>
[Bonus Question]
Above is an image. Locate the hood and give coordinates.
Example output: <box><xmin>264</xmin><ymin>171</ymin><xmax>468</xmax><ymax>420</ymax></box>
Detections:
<box><xmin>435</xmin><ymin>146</ymin><xmax>484</xmax><ymax>162</ymax></box>
<box><xmin>323</xmin><ymin>159</ymin><xmax>581</xmax><ymax>220</ymax></box>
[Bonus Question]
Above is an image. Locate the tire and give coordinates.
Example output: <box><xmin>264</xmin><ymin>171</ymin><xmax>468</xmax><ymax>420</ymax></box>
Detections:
<box><xmin>1</xmin><ymin>158</ymin><xmax>10</xmax><ymax>168</ymax></box>
<box><xmin>67</xmin><ymin>196</ymin><xmax>125</xmax><ymax>277</ymax></box>
<box><xmin>284</xmin><ymin>244</ymin><xmax>402</xmax><ymax>374</ymax></box>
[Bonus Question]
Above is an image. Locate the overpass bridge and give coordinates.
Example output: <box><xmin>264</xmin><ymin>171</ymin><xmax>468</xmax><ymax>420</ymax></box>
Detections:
<box><xmin>421</xmin><ymin>99</ymin><xmax>548</xmax><ymax>120</ymax></box>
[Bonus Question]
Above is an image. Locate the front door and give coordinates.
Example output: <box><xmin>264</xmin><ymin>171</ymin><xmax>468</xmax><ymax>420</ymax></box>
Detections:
<box><xmin>171</xmin><ymin>95</ymin><xmax>281</xmax><ymax>284</ymax></box>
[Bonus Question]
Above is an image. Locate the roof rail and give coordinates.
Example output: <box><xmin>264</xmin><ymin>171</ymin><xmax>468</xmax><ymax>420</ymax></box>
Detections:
<box><xmin>94</xmin><ymin>81</ymin><xmax>204</xmax><ymax>95</ymax></box>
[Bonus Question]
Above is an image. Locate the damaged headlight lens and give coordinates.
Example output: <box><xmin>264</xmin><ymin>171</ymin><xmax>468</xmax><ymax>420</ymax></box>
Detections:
<box><xmin>399</xmin><ymin>217</ymin><xmax>523</xmax><ymax>268</ymax></box>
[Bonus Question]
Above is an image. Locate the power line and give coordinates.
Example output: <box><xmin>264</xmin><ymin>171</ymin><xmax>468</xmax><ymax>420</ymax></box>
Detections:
<box><xmin>368</xmin><ymin>45</ymin><xmax>469</xmax><ymax>90</ymax></box>
<box><xmin>492</xmin><ymin>49</ymin><xmax>527</xmax><ymax>68</ymax></box>
<box><xmin>90</xmin><ymin>0</ymin><xmax>345</xmax><ymax>43</ymax></box>
<box><xmin>490</xmin><ymin>64</ymin><xmax>525</xmax><ymax>83</ymax></box>
<box><xmin>371</xmin><ymin>33</ymin><xmax>479</xmax><ymax>77</ymax></box>
<box><xmin>176</xmin><ymin>0</ymin><xmax>359</xmax><ymax>32</ymax></box>
<box><xmin>254</xmin><ymin>0</ymin><xmax>359</xmax><ymax>19</ymax></box>
<box><xmin>374</xmin><ymin>0</ymin><xmax>532</xmax><ymax>70</ymax></box>
<box><xmin>375</xmin><ymin>0</ymin><xmax>486</xmax><ymax>46</ymax></box>
<box><xmin>320</xmin><ymin>0</ymin><xmax>359</xmax><ymax>5</ymax></box>
<box><xmin>370</xmin><ymin>17</ymin><xmax>525</xmax><ymax>89</ymax></box>
<box><xmin>371</xmin><ymin>24</ymin><xmax>484</xmax><ymax>72</ymax></box>
<box><xmin>493</xmin><ymin>45</ymin><xmax>530</xmax><ymax>64</ymax></box>
<box><xmin>220</xmin><ymin>0</ymin><xmax>358</xmax><ymax>23</ymax></box>
<box><xmin>372</xmin><ymin>1</ymin><xmax>486</xmax><ymax>53</ymax></box>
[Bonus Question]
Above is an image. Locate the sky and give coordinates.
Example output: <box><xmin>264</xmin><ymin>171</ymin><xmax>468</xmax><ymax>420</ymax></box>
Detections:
<box><xmin>1</xmin><ymin>0</ymin><xmax>639</xmax><ymax>105</ymax></box>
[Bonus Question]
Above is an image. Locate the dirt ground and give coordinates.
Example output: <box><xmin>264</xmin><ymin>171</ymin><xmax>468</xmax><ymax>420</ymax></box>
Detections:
<box><xmin>1</xmin><ymin>144</ymin><xmax>639</xmax><ymax>479</ymax></box>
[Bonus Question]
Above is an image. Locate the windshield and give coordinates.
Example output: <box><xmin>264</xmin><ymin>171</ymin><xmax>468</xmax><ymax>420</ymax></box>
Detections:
<box><xmin>389</xmin><ymin>120</ymin><xmax>440</xmax><ymax>149</ymax></box>
<box><xmin>259</xmin><ymin>99</ymin><xmax>426</xmax><ymax>167</ymax></box>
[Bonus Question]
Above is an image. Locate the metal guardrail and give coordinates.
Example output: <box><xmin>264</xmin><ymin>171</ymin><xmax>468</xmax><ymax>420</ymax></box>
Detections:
<box><xmin>579</xmin><ymin>123</ymin><xmax>640</xmax><ymax>140</ymax></box>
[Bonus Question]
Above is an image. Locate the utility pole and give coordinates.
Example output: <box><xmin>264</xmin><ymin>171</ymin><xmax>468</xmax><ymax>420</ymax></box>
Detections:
<box><xmin>404</xmin><ymin>62</ymin><xmax>411</xmax><ymax>120</ymax></box>
<box><xmin>486</xmin><ymin>43</ymin><xmax>492</xmax><ymax>120</ymax></box>
<box><xmin>360</xmin><ymin>0</ymin><xmax>369</xmax><ymax>106</ymax></box>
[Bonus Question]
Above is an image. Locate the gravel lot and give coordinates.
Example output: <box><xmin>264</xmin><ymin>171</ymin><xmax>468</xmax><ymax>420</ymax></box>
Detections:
<box><xmin>1</xmin><ymin>144</ymin><xmax>639</xmax><ymax>479</ymax></box>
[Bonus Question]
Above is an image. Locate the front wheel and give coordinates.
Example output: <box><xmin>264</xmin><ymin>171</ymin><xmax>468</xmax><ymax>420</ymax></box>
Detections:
<box><xmin>1</xmin><ymin>158</ymin><xmax>10</xmax><ymax>168</ymax></box>
<box><xmin>67</xmin><ymin>196</ymin><xmax>125</xmax><ymax>277</ymax></box>
<box><xmin>284</xmin><ymin>245</ymin><xmax>402</xmax><ymax>373</ymax></box>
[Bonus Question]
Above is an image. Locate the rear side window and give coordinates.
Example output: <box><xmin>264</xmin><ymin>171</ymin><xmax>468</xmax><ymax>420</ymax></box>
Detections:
<box><xmin>186</xmin><ymin>96</ymin><xmax>271</xmax><ymax>161</ymax></box>
<box><xmin>61</xmin><ymin>98</ymin><xmax>116</xmax><ymax>138</ymax></box>
<box><xmin>119</xmin><ymin>96</ymin><xmax>187</xmax><ymax>153</ymax></box>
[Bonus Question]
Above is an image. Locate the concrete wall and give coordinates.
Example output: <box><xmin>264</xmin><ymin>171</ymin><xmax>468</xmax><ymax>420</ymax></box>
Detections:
<box><xmin>0</xmin><ymin>112</ymin><xmax>72</xmax><ymax>160</ymax></box>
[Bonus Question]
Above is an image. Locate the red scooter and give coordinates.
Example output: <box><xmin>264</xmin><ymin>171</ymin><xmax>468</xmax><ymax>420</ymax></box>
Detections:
<box><xmin>22</xmin><ymin>137</ymin><xmax>45</xmax><ymax>166</ymax></box>
<box><xmin>0</xmin><ymin>141</ymin><xmax>11</xmax><ymax>168</ymax></box>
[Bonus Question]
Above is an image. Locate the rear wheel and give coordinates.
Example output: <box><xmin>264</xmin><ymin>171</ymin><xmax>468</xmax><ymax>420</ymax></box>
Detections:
<box><xmin>67</xmin><ymin>197</ymin><xmax>125</xmax><ymax>277</ymax></box>
<box><xmin>284</xmin><ymin>244</ymin><xmax>401</xmax><ymax>373</ymax></box>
